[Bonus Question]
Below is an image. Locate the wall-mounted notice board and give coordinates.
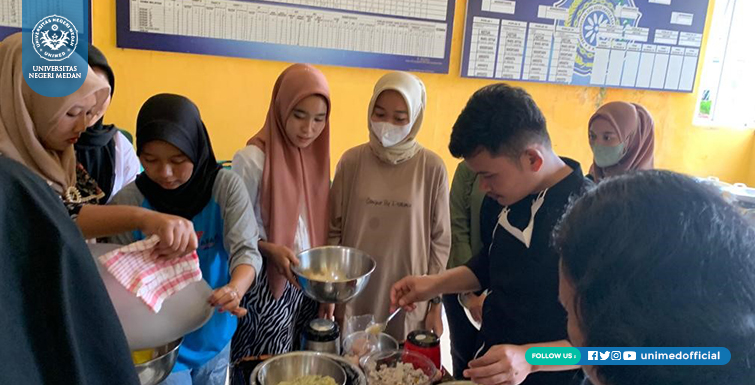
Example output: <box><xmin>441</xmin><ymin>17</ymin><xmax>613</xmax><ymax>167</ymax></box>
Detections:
<box><xmin>117</xmin><ymin>0</ymin><xmax>456</xmax><ymax>73</ymax></box>
<box><xmin>461</xmin><ymin>0</ymin><xmax>710</xmax><ymax>92</ymax></box>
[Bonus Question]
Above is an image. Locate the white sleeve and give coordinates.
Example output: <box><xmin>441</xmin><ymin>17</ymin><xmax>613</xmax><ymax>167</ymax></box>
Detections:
<box><xmin>110</xmin><ymin>132</ymin><xmax>141</xmax><ymax>202</ymax></box>
<box><xmin>232</xmin><ymin>146</ymin><xmax>267</xmax><ymax>241</ymax></box>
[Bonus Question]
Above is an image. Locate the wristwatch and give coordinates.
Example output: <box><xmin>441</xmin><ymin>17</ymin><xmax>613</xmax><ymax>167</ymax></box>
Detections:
<box><xmin>429</xmin><ymin>297</ymin><xmax>441</xmax><ymax>305</ymax></box>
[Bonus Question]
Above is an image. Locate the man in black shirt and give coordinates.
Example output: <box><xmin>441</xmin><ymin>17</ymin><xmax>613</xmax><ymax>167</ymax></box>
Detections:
<box><xmin>391</xmin><ymin>84</ymin><xmax>590</xmax><ymax>385</ymax></box>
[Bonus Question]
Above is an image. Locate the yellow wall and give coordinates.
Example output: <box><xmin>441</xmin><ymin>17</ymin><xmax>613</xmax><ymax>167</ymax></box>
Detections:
<box><xmin>94</xmin><ymin>0</ymin><xmax>753</xmax><ymax>183</ymax></box>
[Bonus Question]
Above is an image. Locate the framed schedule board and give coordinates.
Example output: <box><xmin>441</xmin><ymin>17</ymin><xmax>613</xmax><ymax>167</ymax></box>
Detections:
<box><xmin>117</xmin><ymin>0</ymin><xmax>456</xmax><ymax>73</ymax></box>
<box><xmin>461</xmin><ymin>0</ymin><xmax>710</xmax><ymax>92</ymax></box>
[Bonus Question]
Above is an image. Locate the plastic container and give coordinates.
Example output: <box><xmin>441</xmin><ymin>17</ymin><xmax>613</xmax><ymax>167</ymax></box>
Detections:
<box><xmin>405</xmin><ymin>330</ymin><xmax>441</xmax><ymax>371</ymax></box>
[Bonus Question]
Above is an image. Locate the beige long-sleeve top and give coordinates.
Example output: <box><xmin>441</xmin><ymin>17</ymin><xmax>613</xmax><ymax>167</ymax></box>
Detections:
<box><xmin>329</xmin><ymin>144</ymin><xmax>451</xmax><ymax>340</ymax></box>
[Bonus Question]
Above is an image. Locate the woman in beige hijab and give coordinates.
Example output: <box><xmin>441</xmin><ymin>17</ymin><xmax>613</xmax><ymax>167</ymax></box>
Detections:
<box><xmin>0</xmin><ymin>33</ymin><xmax>196</xmax><ymax>258</ymax></box>
<box><xmin>329</xmin><ymin>71</ymin><xmax>451</xmax><ymax>341</ymax></box>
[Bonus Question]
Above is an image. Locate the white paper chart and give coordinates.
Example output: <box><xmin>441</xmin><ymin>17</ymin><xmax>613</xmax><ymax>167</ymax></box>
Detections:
<box><xmin>1</xmin><ymin>1</ymin><xmax>92</xmax><ymax>42</ymax></box>
<box><xmin>462</xmin><ymin>0</ymin><xmax>710</xmax><ymax>92</ymax></box>
<box><xmin>118</xmin><ymin>0</ymin><xmax>455</xmax><ymax>73</ymax></box>
<box><xmin>0</xmin><ymin>0</ymin><xmax>23</xmax><ymax>38</ymax></box>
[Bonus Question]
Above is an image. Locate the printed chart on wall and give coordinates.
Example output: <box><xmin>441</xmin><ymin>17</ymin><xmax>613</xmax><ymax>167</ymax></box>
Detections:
<box><xmin>117</xmin><ymin>0</ymin><xmax>456</xmax><ymax>73</ymax></box>
<box><xmin>0</xmin><ymin>0</ymin><xmax>21</xmax><ymax>40</ymax></box>
<box><xmin>0</xmin><ymin>1</ymin><xmax>93</xmax><ymax>42</ymax></box>
<box><xmin>461</xmin><ymin>0</ymin><xmax>710</xmax><ymax>92</ymax></box>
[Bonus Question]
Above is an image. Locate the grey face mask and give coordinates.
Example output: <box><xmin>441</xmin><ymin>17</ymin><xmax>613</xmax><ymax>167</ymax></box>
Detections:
<box><xmin>591</xmin><ymin>142</ymin><xmax>625</xmax><ymax>167</ymax></box>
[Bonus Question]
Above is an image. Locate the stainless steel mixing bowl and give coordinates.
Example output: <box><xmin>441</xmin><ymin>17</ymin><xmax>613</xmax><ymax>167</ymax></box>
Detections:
<box><xmin>133</xmin><ymin>338</ymin><xmax>182</xmax><ymax>385</ymax></box>
<box><xmin>255</xmin><ymin>352</ymin><xmax>347</xmax><ymax>385</ymax></box>
<box><xmin>293</xmin><ymin>246</ymin><xmax>376</xmax><ymax>303</ymax></box>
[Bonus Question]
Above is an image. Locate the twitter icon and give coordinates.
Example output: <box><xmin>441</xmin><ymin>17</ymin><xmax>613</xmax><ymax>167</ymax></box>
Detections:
<box><xmin>599</xmin><ymin>351</ymin><xmax>610</xmax><ymax>360</ymax></box>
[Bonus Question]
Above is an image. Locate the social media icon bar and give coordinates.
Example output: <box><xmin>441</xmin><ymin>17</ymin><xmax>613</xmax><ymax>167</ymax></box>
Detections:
<box><xmin>574</xmin><ymin>348</ymin><xmax>731</xmax><ymax>365</ymax></box>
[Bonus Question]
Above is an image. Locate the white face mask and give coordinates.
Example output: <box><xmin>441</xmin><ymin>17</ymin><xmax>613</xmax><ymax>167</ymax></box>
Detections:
<box><xmin>494</xmin><ymin>189</ymin><xmax>548</xmax><ymax>248</ymax></box>
<box><xmin>371</xmin><ymin>121</ymin><xmax>412</xmax><ymax>148</ymax></box>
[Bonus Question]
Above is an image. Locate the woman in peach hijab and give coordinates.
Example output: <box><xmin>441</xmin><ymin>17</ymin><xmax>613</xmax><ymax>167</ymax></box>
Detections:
<box><xmin>231</xmin><ymin>64</ymin><xmax>332</xmax><ymax>366</ymax></box>
<box><xmin>587</xmin><ymin>101</ymin><xmax>655</xmax><ymax>182</ymax></box>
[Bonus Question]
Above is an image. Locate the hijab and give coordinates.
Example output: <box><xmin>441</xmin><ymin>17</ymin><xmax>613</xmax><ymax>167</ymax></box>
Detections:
<box><xmin>247</xmin><ymin>63</ymin><xmax>331</xmax><ymax>299</ymax></box>
<box><xmin>0</xmin><ymin>33</ymin><xmax>110</xmax><ymax>195</ymax></box>
<box><xmin>367</xmin><ymin>71</ymin><xmax>426</xmax><ymax>165</ymax></box>
<box><xmin>0</xmin><ymin>156</ymin><xmax>139</xmax><ymax>385</ymax></box>
<box><xmin>135</xmin><ymin>94</ymin><xmax>222</xmax><ymax>220</ymax></box>
<box><xmin>589</xmin><ymin>102</ymin><xmax>655</xmax><ymax>181</ymax></box>
<box><xmin>75</xmin><ymin>44</ymin><xmax>118</xmax><ymax>202</ymax></box>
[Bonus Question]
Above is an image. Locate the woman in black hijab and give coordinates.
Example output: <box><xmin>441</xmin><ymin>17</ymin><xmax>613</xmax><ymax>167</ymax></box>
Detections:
<box><xmin>108</xmin><ymin>94</ymin><xmax>261</xmax><ymax>384</ymax></box>
<box><xmin>75</xmin><ymin>45</ymin><xmax>140</xmax><ymax>203</ymax></box>
<box><xmin>0</xmin><ymin>156</ymin><xmax>139</xmax><ymax>385</ymax></box>
<box><xmin>134</xmin><ymin>94</ymin><xmax>224</xmax><ymax>219</ymax></box>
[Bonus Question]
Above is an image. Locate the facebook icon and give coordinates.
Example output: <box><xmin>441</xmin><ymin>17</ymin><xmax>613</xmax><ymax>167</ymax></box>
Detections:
<box><xmin>588</xmin><ymin>351</ymin><xmax>599</xmax><ymax>361</ymax></box>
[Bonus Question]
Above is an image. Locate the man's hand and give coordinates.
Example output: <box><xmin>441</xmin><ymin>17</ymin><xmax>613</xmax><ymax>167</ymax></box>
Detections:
<box><xmin>464</xmin><ymin>292</ymin><xmax>487</xmax><ymax>323</ymax></box>
<box><xmin>390</xmin><ymin>275</ymin><xmax>439</xmax><ymax>312</ymax></box>
<box><xmin>464</xmin><ymin>344</ymin><xmax>533</xmax><ymax>385</ymax></box>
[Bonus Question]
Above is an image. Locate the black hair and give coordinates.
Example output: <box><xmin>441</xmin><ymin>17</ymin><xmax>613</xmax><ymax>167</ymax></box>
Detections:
<box><xmin>449</xmin><ymin>83</ymin><xmax>551</xmax><ymax>159</ymax></box>
<box><xmin>554</xmin><ymin>170</ymin><xmax>755</xmax><ymax>385</ymax></box>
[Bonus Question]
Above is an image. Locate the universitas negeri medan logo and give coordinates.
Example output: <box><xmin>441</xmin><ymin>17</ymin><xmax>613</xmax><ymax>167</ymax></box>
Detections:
<box><xmin>32</xmin><ymin>15</ymin><xmax>79</xmax><ymax>62</ymax></box>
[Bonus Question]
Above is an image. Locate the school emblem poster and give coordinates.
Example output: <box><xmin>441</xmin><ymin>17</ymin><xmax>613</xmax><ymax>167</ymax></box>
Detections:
<box><xmin>117</xmin><ymin>0</ymin><xmax>456</xmax><ymax>74</ymax></box>
<box><xmin>461</xmin><ymin>0</ymin><xmax>710</xmax><ymax>92</ymax></box>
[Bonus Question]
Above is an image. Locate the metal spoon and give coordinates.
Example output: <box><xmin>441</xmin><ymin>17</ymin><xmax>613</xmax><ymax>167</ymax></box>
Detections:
<box><xmin>365</xmin><ymin>308</ymin><xmax>402</xmax><ymax>335</ymax></box>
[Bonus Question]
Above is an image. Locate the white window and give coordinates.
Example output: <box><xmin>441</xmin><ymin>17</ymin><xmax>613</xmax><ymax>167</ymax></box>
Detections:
<box><xmin>694</xmin><ymin>0</ymin><xmax>755</xmax><ymax>129</ymax></box>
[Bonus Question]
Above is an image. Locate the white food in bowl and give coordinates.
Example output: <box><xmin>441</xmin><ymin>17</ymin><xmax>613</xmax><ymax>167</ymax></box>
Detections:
<box><xmin>300</xmin><ymin>269</ymin><xmax>349</xmax><ymax>282</ymax></box>
<box><xmin>366</xmin><ymin>362</ymin><xmax>429</xmax><ymax>385</ymax></box>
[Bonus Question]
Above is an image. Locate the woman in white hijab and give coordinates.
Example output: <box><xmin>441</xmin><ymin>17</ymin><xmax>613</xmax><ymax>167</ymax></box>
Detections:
<box><xmin>0</xmin><ymin>33</ymin><xmax>196</xmax><ymax>257</ymax></box>
<box><xmin>329</xmin><ymin>71</ymin><xmax>451</xmax><ymax>341</ymax></box>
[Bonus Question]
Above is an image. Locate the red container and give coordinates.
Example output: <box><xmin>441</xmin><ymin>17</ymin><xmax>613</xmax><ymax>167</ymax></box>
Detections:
<box><xmin>405</xmin><ymin>330</ymin><xmax>441</xmax><ymax>371</ymax></box>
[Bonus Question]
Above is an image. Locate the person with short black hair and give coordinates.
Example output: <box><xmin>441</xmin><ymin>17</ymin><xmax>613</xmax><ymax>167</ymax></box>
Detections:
<box><xmin>555</xmin><ymin>170</ymin><xmax>755</xmax><ymax>385</ymax></box>
<box><xmin>392</xmin><ymin>83</ymin><xmax>589</xmax><ymax>385</ymax></box>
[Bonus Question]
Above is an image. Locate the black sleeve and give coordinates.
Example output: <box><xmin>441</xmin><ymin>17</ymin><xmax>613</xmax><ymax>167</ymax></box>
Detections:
<box><xmin>465</xmin><ymin>197</ymin><xmax>501</xmax><ymax>290</ymax></box>
<box><xmin>0</xmin><ymin>157</ymin><xmax>139</xmax><ymax>385</ymax></box>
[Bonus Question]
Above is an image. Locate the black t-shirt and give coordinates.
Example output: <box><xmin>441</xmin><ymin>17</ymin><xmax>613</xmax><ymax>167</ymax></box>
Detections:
<box><xmin>466</xmin><ymin>158</ymin><xmax>592</xmax><ymax>385</ymax></box>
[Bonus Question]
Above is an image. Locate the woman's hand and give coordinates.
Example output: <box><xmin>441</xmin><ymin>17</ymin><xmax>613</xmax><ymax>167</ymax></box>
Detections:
<box><xmin>139</xmin><ymin>211</ymin><xmax>198</xmax><ymax>259</ymax></box>
<box><xmin>267</xmin><ymin>243</ymin><xmax>301</xmax><ymax>287</ymax></box>
<box><xmin>209</xmin><ymin>284</ymin><xmax>247</xmax><ymax>317</ymax></box>
<box><xmin>319</xmin><ymin>303</ymin><xmax>335</xmax><ymax>320</ymax></box>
